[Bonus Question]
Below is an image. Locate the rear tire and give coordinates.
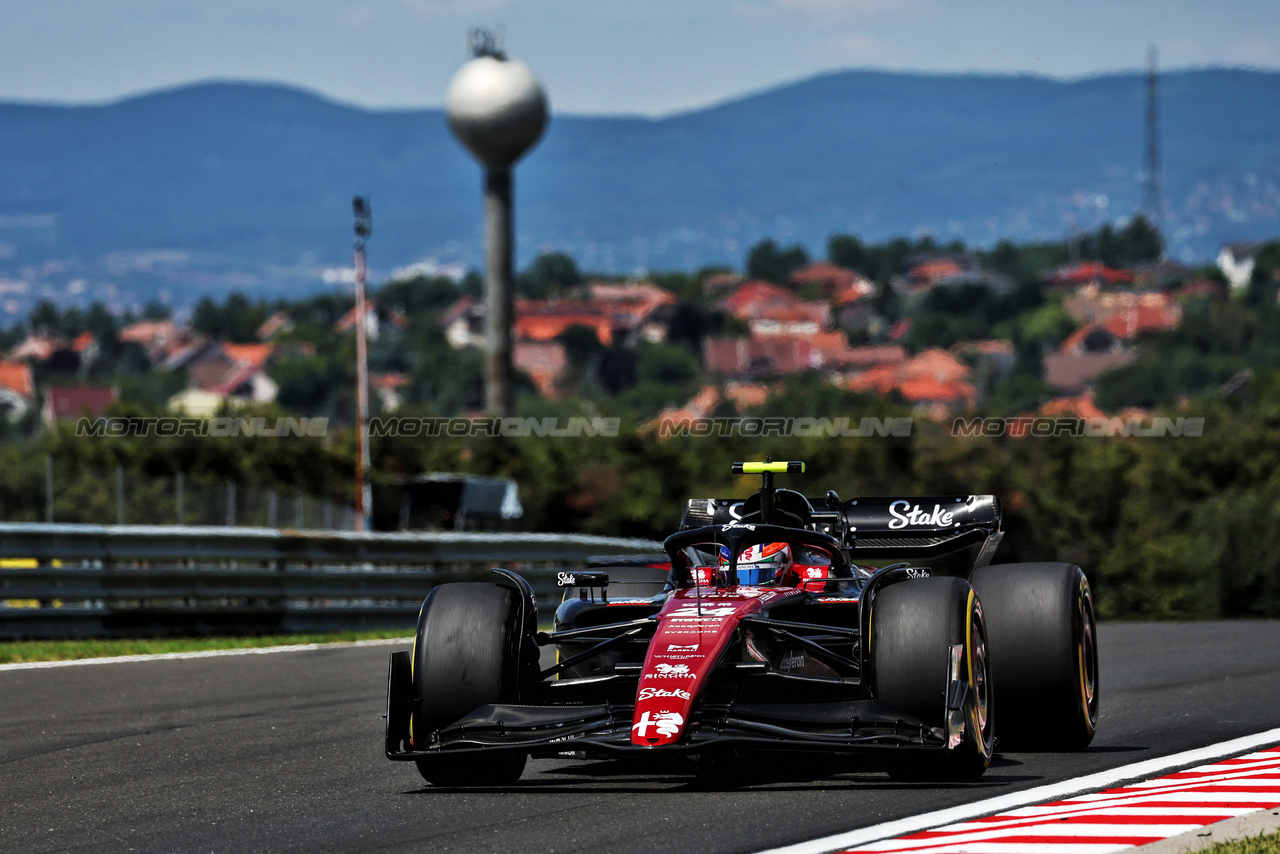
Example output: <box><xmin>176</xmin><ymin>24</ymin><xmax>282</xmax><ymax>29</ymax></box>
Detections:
<box><xmin>411</xmin><ymin>582</ymin><xmax>528</xmax><ymax>786</ymax></box>
<box><xmin>871</xmin><ymin>576</ymin><xmax>994</xmax><ymax>780</ymax></box>
<box><xmin>968</xmin><ymin>562</ymin><xmax>1098</xmax><ymax>750</ymax></box>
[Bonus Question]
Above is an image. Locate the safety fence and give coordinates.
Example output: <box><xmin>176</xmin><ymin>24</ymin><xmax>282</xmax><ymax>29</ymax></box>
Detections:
<box><xmin>11</xmin><ymin>459</ymin><xmax>357</xmax><ymax>531</ymax></box>
<box><xmin>0</xmin><ymin>524</ymin><xmax>664</xmax><ymax>639</ymax></box>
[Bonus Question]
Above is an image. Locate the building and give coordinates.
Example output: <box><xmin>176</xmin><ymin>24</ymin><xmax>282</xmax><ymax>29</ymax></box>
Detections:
<box><xmin>1045</xmin><ymin>262</ymin><xmax>1134</xmax><ymax>288</ymax></box>
<box><xmin>0</xmin><ymin>360</ymin><xmax>35</xmax><ymax>421</ymax></box>
<box><xmin>789</xmin><ymin>262</ymin><xmax>875</xmax><ymax>305</ymax></box>
<box><xmin>513</xmin><ymin>341</ymin><xmax>568</xmax><ymax>398</ymax></box>
<box><xmin>179</xmin><ymin>343</ymin><xmax>279</xmax><ymax>413</ymax></box>
<box><xmin>1064</xmin><ymin>284</ymin><xmax>1182</xmax><ymax>336</ymax></box>
<box><xmin>1043</xmin><ymin>325</ymin><xmax>1136</xmax><ymax>394</ymax></box>
<box><xmin>42</xmin><ymin>386</ymin><xmax>117</xmax><ymax>425</ymax></box>
<box><xmin>335</xmin><ymin>301</ymin><xmax>406</xmax><ymax>341</ymax></box>
<box><xmin>1217</xmin><ymin>243</ymin><xmax>1262</xmax><ymax>290</ymax></box>
<box><xmin>848</xmin><ymin>348</ymin><xmax>977</xmax><ymax>416</ymax></box>
<box><xmin>718</xmin><ymin>280</ymin><xmax>830</xmax><ymax>337</ymax></box>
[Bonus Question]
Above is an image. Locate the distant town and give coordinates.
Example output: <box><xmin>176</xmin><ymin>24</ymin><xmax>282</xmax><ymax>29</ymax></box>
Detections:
<box><xmin>1</xmin><ymin>216</ymin><xmax>1275</xmax><ymax>437</ymax></box>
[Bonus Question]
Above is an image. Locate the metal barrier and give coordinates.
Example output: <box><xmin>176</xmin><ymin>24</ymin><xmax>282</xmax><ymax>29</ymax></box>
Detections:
<box><xmin>0</xmin><ymin>524</ymin><xmax>665</xmax><ymax>639</ymax></box>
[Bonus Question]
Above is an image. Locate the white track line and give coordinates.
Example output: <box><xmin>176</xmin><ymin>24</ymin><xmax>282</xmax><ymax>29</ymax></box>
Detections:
<box><xmin>754</xmin><ymin>726</ymin><xmax>1280</xmax><ymax>854</ymax></box>
<box><xmin>0</xmin><ymin>637</ymin><xmax>411</xmax><ymax>671</ymax></box>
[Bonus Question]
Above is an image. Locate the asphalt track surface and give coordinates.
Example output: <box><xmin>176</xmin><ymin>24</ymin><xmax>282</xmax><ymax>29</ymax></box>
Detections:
<box><xmin>3</xmin><ymin>621</ymin><xmax>1280</xmax><ymax>854</ymax></box>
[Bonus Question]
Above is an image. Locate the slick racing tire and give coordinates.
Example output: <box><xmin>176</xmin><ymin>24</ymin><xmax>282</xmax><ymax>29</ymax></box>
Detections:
<box><xmin>871</xmin><ymin>576</ymin><xmax>994</xmax><ymax>781</ymax></box>
<box><xmin>968</xmin><ymin>562</ymin><xmax>1098</xmax><ymax>750</ymax></box>
<box><xmin>411</xmin><ymin>582</ymin><xmax>527</xmax><ymax>786</ymax></box>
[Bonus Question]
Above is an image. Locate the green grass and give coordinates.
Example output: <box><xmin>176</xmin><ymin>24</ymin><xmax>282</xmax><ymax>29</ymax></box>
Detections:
<box><xmin>0</xmin><ymin>630</ymin><xmax>413</xmax><ymax>664</ymax></box>
<box><xmin>1203</xmin><ymin>830</ymin><xmax>1280</xmax><ymax>854</ymax></box>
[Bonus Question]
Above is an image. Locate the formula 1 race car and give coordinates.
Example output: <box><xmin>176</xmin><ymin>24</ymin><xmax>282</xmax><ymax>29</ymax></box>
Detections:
<box><xmin>384</xmin><ymin>461</ymin><xmax>1098</xmax><ymax>785</ymax></box>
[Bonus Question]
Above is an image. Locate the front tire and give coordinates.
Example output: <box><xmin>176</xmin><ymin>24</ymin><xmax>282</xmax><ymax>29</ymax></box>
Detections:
<box><xmin>871</xmin><ymin>576</ymin><xmax>994</xmax><ymax>780</ymax></box>
<box><xmin>969</xmin><ymin>562</ymin><xmax>1098</xmax><ymax>750</ymax></box>
<box><xmin>411</xmin><ymin>582</ymin><xmax>528</xmax><ymax>786</ymax></box>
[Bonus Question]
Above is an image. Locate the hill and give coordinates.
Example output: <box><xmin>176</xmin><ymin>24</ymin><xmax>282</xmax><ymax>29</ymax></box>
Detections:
<box><xmin>1</xmin><ymin>69</ymin><xmax>1278</xmax><ymax>311</ymax></box>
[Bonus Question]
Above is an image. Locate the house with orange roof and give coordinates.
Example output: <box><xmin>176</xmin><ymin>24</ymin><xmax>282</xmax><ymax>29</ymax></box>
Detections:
<box><xmin>335</xmin><ymin>301</ymin><xmax>406</xmax><ymax>341</ymax></box>
<box><xmin>8</xmin><ymin>333</ymin><xmax>65</xmax><ymax>362</ymax></box>
<box><xmin>371</xmin><ymin>372</ymin><xmax>409</xmax><ymax>413</ymax></box>
<box><xmin>513</xmin><ymin>341</ymin><xmax>569</xmax><ymax>398</ymax></box>
<box><xmin>789</xmin><ymin>263</ymin><xmax>874</xmax><ymax>305</ymax></box>
<box><xmin>705</xmin><ymin>334</ymin><xmax>904</xmax><ymax>379</ymax></box>
<box><xmin>1046</xmin><ymin>262</ymin><xmax>1134</xmax><ymax>288</ymax></box>
<box><xmin>71</xmin><ymin>331</ymin><xmax>99</xmax><ymax>368</ymax></box>
<box><xmin>848</xmin><ymin>348</ymin><xmax>976</xmax><ymax>415</ymax></box>
<box><xmin>588</xmin><ymin>281</ymin><xmax>676</xmax><ymax>325</ymax></box>
<box><xmin>514</xmin><ymin>299</ymin><xmax>614</xmax><ymax>345</ymax></box>
<box><xmin>719</xmin><ymin>280</ymin><xmax>830</xmax><ymax>337</ymax></box>
<box><xmin>646</xmin><ymin>382</ymin><xmax>772</xmax><ymax>435</ymax></box>
<box><xmin>443</xmin><ymin>283</ymin><xmax>679</xmax><ymax>351</ymax></box>
<box><xmin>1039</xmin><ymin>392</ymin><xmax>1105</xmax><ymax>420</ymax></box>
<box><xmin>1043</xmin><ymin>324</ymin><xmax>1135</xmax><ymax>394</ymax></box>
<box><xmin>256</xmin><ymin>311</ymin><xmax>293</xmax><ymax>341</ymax></box>
<box><xmin>0</xmin><ymin>360</ymin><xmax>35</xmax><ymax>421</ymax></box>
<box><xmin>119</xmin><ymin>319</ymin><xmax>210</xmax><ymax>368</ymax></box>
<box><xmin>181</xmin><ymin>342</ymin><xmax>279</xmax><ymax>410</ymax></box>
<box><xmin>119</xmin><ymin>319</ymin><xmax>181</xmax><ymax>351</ymax></box>
<box><xmin>701</xmin><ymin>272</ymin><xmax>744</xmax><ymax>293</ymax></box>
<box><xmin>1064</xmin><ymin>284</ymin><xmax>1182</xmax><ymax>337</ymax></box>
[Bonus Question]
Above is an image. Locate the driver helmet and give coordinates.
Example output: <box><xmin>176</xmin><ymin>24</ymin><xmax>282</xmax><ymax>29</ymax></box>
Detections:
<box><xmin>719</xmin><ymin>542</ymin><xmax>791</xmax><ymax>585</ymax></box>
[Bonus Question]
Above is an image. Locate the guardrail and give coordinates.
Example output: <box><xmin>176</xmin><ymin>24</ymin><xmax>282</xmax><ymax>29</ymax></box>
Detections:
<box><xmin>0</xmin><ymin>523</ymin><xmax>665</xmax><ymax>639</ymax></box>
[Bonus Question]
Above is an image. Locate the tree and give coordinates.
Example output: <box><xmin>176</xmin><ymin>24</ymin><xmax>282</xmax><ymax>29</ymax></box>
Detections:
<box><xmin>1118</xmin><ymin>215</ymin><xmax>1164</xmax><ymax>264</ymax></box>
<box><xmin>518</xmin><ymin>252</ymin><xmax>582</xmax><ymax>299</ymax></box>
<box><xmin>746</xmin><ymin>239</ymin><xmax>809</xmax><ymax>284</ymax></box>
<box><xmin>28</xmin><ymin>300</ymin><xmax>61</xmax><ymax>334</ymax></box>
<box><xmin>828</xmin><ymin>234</ymin><xmax>868</xmax><ymax>273</ymax></box>
<box><xmin>142</xmin><ymin>300</ymin><xmax>171</xmax><ymax>321</ymax></box>
<box><xmin>556</xmin><ymin>324</ymin><xmax>604</xmax><ymax>367</ymax></box>
<box><xmin>191</xmin><ymin>291</ymin><xmax>269</xmax><ymax>342</ymax></box>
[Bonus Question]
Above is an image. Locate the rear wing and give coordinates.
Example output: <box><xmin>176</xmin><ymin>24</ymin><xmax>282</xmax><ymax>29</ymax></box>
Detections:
<box><xmin>842</xmin><ymin>495</ymin><xmax>1002</xmax><ymax>573</ymax></box>
<box><xmin>680</xmin><ymin>492</ymin><xmax>1002</xmax><ymax>576</ymax></box>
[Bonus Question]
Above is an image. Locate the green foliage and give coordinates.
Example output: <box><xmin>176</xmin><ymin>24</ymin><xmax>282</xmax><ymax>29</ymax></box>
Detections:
<box><xmin>142</xmin><ymin>300</ymin><xmax>172</xmax><ymax>321</ymax></box>
<box><xmin>376</xmin><ymin>274</ymin><xmax>470</xmax><ymax>318</ymax></box>
<box><xmin>746</xmin><ymin>239</ymin><xmax>809</xmax><ymax>284</ymax></box>
<box><xmin>1075</xmin><ymin>216</ymin><xmax>1164</xmax><ymax>267</ymax></box>
<box><xmin>905</xmin><ymin>282</ymin><xmax>1046</xmax><ymax>352</ymax></box>
<box><xmin>826</xmin><ymin>234</ymin><xmax>921</xmax><ymax>284</ymax></box>
<box><xmin>556</xmin><ymin>324</ymin><xmax>604</xmax><ymax>367</ymax></box>
<box><xmin>192</xmin><ymin>292</ymin><xmax>270</xmax><ymax>343</ymax></box>
<box><xmin>1094</xmin><ymin>298</ymin><xmax>1280</xmax><ymax>410</ymax></box>
<box><xmin>518</xmin><ymin>251</ymin><xmax>582</xmax><ymax>298</ymax></box>
<box><xmin>986</xmin><ymin>374</ymin><xmax>1055</xmax><ymax>414</ymax></box>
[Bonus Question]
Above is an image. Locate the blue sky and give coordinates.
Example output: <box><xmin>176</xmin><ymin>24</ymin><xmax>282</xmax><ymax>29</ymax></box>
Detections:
<box><xmin>2</xmin><ymin>1</ymin><xmax>1279</xmax><ymax>115</ymax></box>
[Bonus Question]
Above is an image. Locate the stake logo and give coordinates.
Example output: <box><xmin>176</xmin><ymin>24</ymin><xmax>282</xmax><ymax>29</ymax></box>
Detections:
<box><xmin>638</xmin><ymin>687</ymin><xmax>692</xmax><ymax>701</ymax></box>
<box><xmin>888</xmin><ymin>500</ymin><xmax>957</xmax><ymax>529</ymax></box>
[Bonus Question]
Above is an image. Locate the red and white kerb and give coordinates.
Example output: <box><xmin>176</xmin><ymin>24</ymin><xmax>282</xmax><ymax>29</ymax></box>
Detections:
<box><xmin>840</xmin><ymin>745</ymin><xmax>1280</xmax><ymax>854</ymax></box>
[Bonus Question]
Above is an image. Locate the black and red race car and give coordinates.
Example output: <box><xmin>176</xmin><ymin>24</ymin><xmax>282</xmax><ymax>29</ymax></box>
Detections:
<box><xmin>384</xmin><ymin>461</ymin><xmax>1098</xmax><ymax>785</ymax></box>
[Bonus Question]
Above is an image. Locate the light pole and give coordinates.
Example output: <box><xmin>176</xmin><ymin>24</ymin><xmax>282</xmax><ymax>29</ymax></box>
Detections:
<box><xmin>445</xmin><ymin>30</ymin><xmax>548</xmax><ymax>415</ymax></box>
<box><xmin>353</xmin><ymin>196</ymin><xmax>373</xmax><ymax>532</ymax></box>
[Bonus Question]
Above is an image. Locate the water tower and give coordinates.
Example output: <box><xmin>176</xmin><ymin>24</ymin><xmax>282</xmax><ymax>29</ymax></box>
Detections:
<box><xmin>445</xmin><ymin>30</ymin><xmax>549</xmax><ymax>415</ymax></box>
